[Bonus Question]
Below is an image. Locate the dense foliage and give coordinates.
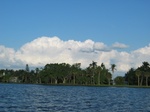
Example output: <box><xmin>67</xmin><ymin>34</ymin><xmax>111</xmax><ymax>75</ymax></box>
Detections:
<box><xmin>124</xmin><ymin>62</ymin><xmax>150</xmax><ymax>86</ymax></box>
<box><xmin>1</xmin><ymin>61</ymin><xmax>149</xmax><ymax>86</ymax></box>
<box><xmin>0</xmin><ymin>62</ymin><xmax>113</xmax><ymax>85</ymax></box>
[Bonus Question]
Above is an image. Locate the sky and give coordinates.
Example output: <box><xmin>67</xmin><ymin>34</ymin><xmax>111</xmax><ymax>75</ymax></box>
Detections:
<box><xmin>0</xmin><ymin>0</ymin><xmax>150</xmax><ymax>77</ymax></box>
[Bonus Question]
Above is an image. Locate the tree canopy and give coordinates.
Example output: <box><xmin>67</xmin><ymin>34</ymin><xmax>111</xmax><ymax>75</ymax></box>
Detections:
<box><xmin>2</xmin><ymin>61</ymin><xmax>150</xmax><ymax>86</ymax></box>
<box><xmin>0</xmin><ymin>62</ymin><xmax>113</xmax><ymax>85</ymax></box>
<box><xmin>124</xmin><ymin>61</ymin><xmax>150</xmax><ymax>86</ymax></box>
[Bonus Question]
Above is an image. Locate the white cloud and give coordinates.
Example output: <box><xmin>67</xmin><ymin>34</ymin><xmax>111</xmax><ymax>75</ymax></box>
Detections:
<box><xmin>93</xmin><ymin>42</ymin><xmax>110</xmax><ymax>51</ymax></box>
<box><xmin>0</xmin><ymin>45</ymin><xmax>17</xmax><ymax>68</ymax></box>
<box><xmin>0</xmin><ymin>36</ymin><xmax>150</xmax><ymax>78</ymax></box>
<box><xmin>130</xmin><ymin>44</ymin><xmax>150</xmax><ymax>67</ymax></box>
<box><xmin>112</xmin><ymin>42</ymin><xmax>129</xmax><ymax>49</ymax></box>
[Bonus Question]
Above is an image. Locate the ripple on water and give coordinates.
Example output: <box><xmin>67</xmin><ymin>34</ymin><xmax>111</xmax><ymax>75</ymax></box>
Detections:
<box><xmin>0</xmin><ymin>84</ymin><xmax>150</xmax><ymax>112</ymax></box>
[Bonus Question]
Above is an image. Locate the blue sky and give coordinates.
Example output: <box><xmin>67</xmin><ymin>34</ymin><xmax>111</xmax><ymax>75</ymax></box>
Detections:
<box><xmin>0</xmin><ymin>0</ymin><xmax>149</xmax><ymax>50</ymax></box>
<box><xmin>0</xmin><ymin>0</ymin><xmax>150</xmax><ymax>76</ymax></box>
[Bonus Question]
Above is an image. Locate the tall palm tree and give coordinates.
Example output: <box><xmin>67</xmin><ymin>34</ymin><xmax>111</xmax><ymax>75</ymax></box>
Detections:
<box><xmin>142</xmin><ymin>62</ymin><xmax>150</xmax><ymax>71</ymax></box>
<box><xmin>25</xmin><ymin>64</ymin><xmax>29</xmax><ymax>72</ymax></box>
<box><xmin>89</xmin><ymin>61</ymin><xmax>97</xmax><ymax>84</ymax></box>
<box><xmin>111</xmin><ymin>64</ymin><xmax>116</xmax><ymax>74</ymax></box>
<box><xmin>135</xmin><ymin>70</ymin><xmax>141</xmax><ymax>86</ymax></box>
<box><xmin>35</xmin><ymin>67</ymin><xmax>41</xmax><ymax>83</ymax></box>
<box><xmin>71</xmin><ymin>63</ymin><xmax>81</xmax><ymax>84</ymax></box>
<box><xmin>140</xmin><ymin>71</ymin><xmax>145</xmax><ymax>86</ymax></box>
<box><xmin>137</xmin><ymin>62</ymin><xmax>150</xmax><ymax>86</ymax></box>
<box><xmin>96</xmin><ymin>66</ymin><xmax>102</xmax><ymax>85</ymax></box>
<box><xmin>110</xmin><ymin>64</ymin><xmax>116</xmax><ymax>85</ymax></box>
<box><xmin>105</xmin><ymin>69</ymin><xmax>112</xmax><ymax>85</ymax></box>
<box><xmin>145</xmin><ymin>72</ymin><xmax>150</xmax><ymax>86</ymax></box>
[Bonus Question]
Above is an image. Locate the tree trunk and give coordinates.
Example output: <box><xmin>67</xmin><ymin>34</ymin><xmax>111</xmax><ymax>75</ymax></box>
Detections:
<box><xmin>138</xmin><ymin>76</ymin><xmax>140</xmax><ymax>86</ymax></box>
<box><xmin>108</xmin><ymin>78</ymin><xmax>110</xmax><ymax>85</ymax></box>
<box><xmin>38</xmin><ymin>77</ymin><xmax>41</xmax><ymax>84</ymax></box>
<box><xmin>55</xmin><ymin>79</ymin><xmax>58</xmax><ymax>84</ymax></box>
<box><xmin>73</xmin><ymin>74</ymin><xmax>75</xmax><ymax>84</ymax></box>
<box><xmin>91</xmin><ymin>76</ymin><xmax>92</xmax><ymax>84</ymax></box>
<box><xmin>140</xmin><ymin>75</ymin><xmax>143</xmax><ymax>86</ymax></box>
<box><xmin>63</xmin><ymin>78</ymin><xmax>66</xmax><ymax>84</ymax></box>
<box><xmin>112</xmin><ymin>73</ymin><xmax>114</xmax><ymax>85</ymax></box>
<box><xmin>93</xmin><ymin>71</ymin><xmax>95</xmax><ymax>85</ymax></box>
<box><xmin>50</xmin><ymin>78</ymin><xmax>52</xmax><ymax>84</ymax></box>
<box><xmin>146</xmin><ymin>76</ymin><xmax>148</xmax><ymax>86</ymax></box>
<box><xmin>98</xmin><ymin>71</ymin><xmax>100</xmax><ymax>85</ymax></box>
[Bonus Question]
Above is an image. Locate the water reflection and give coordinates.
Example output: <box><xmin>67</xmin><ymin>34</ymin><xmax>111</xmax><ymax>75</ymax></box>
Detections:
<box><xmin>0</xmin><ymin>84</ymin><xmax>150</xmax><ymax>112</ymax></box>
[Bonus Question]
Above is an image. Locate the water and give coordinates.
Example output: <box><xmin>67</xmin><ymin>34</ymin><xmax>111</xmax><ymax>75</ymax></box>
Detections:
<box><xmin>0</xmin><ymin>84</ymin><xmax>150</xmax><ymax>112</ymax></box>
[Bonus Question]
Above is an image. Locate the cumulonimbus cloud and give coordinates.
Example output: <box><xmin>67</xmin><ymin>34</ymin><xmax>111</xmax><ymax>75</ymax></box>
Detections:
<box><xmin>0</xmin><ymin>36</ymin><xmax>150</xmax><ymax>77</ymax></box>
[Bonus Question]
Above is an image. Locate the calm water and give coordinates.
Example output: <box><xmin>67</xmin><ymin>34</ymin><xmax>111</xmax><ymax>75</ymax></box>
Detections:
<box><xmin>0</xmin><ymin>84</ymin><xmax>150</xmax><ymax>112</ymax></box>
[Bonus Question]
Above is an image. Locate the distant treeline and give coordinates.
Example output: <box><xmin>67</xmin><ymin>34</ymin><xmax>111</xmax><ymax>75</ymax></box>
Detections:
<box><xmin>0</xmin><ymin>61</ymin><xmax>114</xmax><ymax>85</ymax></box>
<box><xmin>124</xmin><ymin>62</ymin><xmax>150</xmax><ymax>86</ymax></box>
<box><xmin>0</xmin><ymin>61</ymin><xmax>150</xmax><ymax>86</ymax></box>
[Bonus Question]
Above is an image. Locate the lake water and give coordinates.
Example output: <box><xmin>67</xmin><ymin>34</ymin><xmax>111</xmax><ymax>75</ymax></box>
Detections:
<box><xmin>0</xmin><ymin>84</ymin><xmax>150</xmax><ymax>112</ymax></box>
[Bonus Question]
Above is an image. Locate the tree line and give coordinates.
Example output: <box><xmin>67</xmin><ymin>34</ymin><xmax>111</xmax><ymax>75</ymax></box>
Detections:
<box><xmin>0</xmin><ymin>62</ymin><xmax>117</xmax><ymax>85</ymax></box>
<box><xmin>1</xmin><ymin>61</ymin><xmax>150</xmax><ymax>86</ymax></box>
<box><xmin>124</xmin><ymin>61</ymin><xmax>150</xmax><ymax>86</ymax></box>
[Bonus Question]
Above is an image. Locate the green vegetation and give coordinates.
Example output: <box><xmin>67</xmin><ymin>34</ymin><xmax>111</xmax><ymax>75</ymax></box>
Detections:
<box><xmin>0</xmin><ymin>62</ymin><xmax>113</xmax><ymax>85</ymax></box>
<box><xmin>124</xmin><ymin>62</ymin><xmax>150</xmax><ymax>86</ymax></box>
<box><xmin>0</xmin><ymin>61</ymin><xmax>150</xmax><ymax>87</ymax></box>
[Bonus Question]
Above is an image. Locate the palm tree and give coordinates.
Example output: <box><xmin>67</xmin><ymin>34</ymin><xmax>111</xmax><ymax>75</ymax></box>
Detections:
<box><xmin>25</xmin><ymin>64</ymin><xmax>29</xmax><ymax>72</ymax></box>
<box><xmin>105</xmin><ymin>69</ymin><xmax>112</xmax><ymax>85</ymax></box>
<box><xmin>145</xmin><ymin>72</ymin><xmax>150</xmax><ymax>86</ymax></box>
<box><xmin>96</xmin><ymin>66</ymin><xmax>102</xmax><ymax>85</ymax></box>
<box><xmin>137</xmin><ymin>62</ymin><xmax>150</xmax><ymax>86</ymax></box>
<box><xmin>142</xmin><ymin>62</ymin><xmax>150</xmax><ymax>71</ymax></box>
<box><xmin>140</xmin><ymin>71</ymin><xmax>145</xmax><ymax>86</ymax></box>
<box><xmin>89</xmin><ymin>61</ymin><xmax>97</xmax><ymax>84</ymax></box>
<box><xmin>110</xmin><ymin>64</ymin><xmax>116</xmax><ymax>85</ymax></box>
<box><xmin>35</xmin><ymin>67</ymin><xmax>41</xmax><ymax>83</ymax></box>
<box><xmin>135</xmin><ymin>70</ymin><xmax>141</xmax><ymax>86</ymax></box>
<box><xmin>71</xmin><ymin>63</ymin><xmax>81</xmax><ymax>84</ymax></box>
<box><xmin>111</xmin><ymin>64</ymin><xmax>116</xmax><ymax>74</ymax></box>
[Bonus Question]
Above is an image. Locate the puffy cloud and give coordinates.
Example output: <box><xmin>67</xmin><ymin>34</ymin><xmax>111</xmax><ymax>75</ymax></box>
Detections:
<box><xmin>0</xmin><ymin>45</ymin><xmax>17</xmax><ymax>68</ymax></box>
<box><xmin>130</xmin><ymin>44</ymin><xmax>150</xmax><ymax>67</ymax></box>
<box><xmin>112</xmin><ymin>42</ymin><xmax>129</xmax><ymax>49</ymax></box>
<box><xmin>0</xmin><ymin>36</ymin><xmax>150</xmax><ymax>77</ymax></box>
<box><xmin>93</xmin><ymin>42</ymin><xmax>110</xmax><ymax>52</ymax></box>
<box><xmin>15</xmin><ymin>37</ymin><xmax>102</xmax><ymax>67</ymax></box>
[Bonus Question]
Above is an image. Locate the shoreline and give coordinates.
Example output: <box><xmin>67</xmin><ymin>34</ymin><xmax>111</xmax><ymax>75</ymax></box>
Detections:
<box><xmin>1</xmin><ymin>82</ymin><xmax>150</xmax><ymax>88</ymax></box>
